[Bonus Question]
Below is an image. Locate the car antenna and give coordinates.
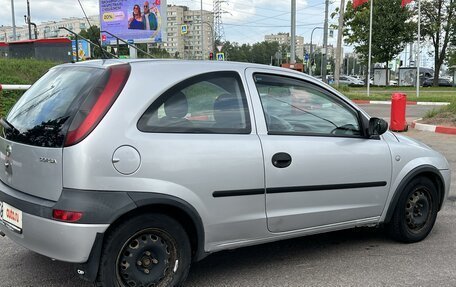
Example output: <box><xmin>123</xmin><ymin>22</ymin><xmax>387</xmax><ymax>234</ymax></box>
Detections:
<box><xmin>77</xmin><ymin>0</ymin><xmax>110</xmax><ymax>59</ymax></box>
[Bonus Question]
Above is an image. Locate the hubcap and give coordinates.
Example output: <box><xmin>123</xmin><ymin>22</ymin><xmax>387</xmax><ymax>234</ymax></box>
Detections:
<box><xmin>405</xmin><ymin>188</ymin><xmax>431</xmax><ymax>232</ymax></box>
<box><xmin>117</xmin><ymin>230</ymin><xmax>172</xmax><ymax>287</ymax></box>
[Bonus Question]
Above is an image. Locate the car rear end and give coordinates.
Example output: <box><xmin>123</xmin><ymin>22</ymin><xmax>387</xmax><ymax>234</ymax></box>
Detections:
<box><xmin>0</xmin><ymin>61</ymin><xmax>131</xmax><ymax>263</ymax></box>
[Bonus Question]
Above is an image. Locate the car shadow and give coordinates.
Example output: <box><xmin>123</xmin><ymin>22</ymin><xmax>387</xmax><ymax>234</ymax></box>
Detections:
<box><xmin>185</xmin><ymin>227</ymin><xmax>391</xmax><ymax>286</ymax></box>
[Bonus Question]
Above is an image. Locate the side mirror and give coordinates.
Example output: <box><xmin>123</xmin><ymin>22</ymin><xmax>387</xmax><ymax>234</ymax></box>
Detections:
<box><xmin>368</xmin><ymin>117</ymin><xmax>388</xmax><ymax>138</ymax></box>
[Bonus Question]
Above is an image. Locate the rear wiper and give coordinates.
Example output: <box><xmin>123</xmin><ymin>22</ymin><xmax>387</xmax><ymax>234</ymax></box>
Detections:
<box><xmin>0</xmin><ymin>118</ymin><xmax>20</xmax><ymax>134</ymax></box>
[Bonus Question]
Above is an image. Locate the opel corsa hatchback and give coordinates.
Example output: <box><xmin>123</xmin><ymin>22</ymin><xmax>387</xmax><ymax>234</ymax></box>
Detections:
<box><xmin>0</xmin><ymin>60</ymin><xmax>451</xmax><ymax>286</ymax></box>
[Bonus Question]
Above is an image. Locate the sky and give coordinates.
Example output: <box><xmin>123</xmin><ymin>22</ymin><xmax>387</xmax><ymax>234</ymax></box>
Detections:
<box><xmin>0</xmin><ymin>0</ymin><xmax>341</xmax><ymax>47</ymax></box>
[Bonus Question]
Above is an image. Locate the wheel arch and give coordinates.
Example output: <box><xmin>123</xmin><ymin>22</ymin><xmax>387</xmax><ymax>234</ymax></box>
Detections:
<box><xmin>77</xmin><ymin>192</ymin><xmax>207</xmax><ymax>283</ymax></box>
<box><xmin>384</xmin><ymin>165</ymin><xmax>445</xmax><ymax>224</ymax></box>
<box><xmin>124</xmin><ymin>192</ymin><xmax>206</xmax><ymax>262</ymax></box>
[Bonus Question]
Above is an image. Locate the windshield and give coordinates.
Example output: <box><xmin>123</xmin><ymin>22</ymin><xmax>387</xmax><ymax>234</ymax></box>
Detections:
<box><xmin>3</xmin><ymin>66</ymin><xmax>105</xmax><ymax>147</ymax></box>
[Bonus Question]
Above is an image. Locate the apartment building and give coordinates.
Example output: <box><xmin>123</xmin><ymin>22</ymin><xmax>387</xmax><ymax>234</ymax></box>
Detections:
<box><xmin>0</xmin><ymin>16</ymin><xmax>99</xmax><ymax>42</ymax></box>
<box><xmin>264</xmin><ymin>33</ymin><xmax>304</xmax><ymax>60</ymax></box>
<box><xmin>164</xmin><ymin>5</ymin><xmax>214</xmax><ymax>60</ymax></box>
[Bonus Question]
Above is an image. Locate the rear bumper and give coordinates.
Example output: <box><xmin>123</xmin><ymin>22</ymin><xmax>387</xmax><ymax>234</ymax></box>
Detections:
<box><xmin>0</xmin><ymin>212</ymin><xmax>108</xmax><ymax>263</ymax></box>
<box><xmin>0</xmin><ymin>180</ymin><xmax>134</xmax><ymax>263</ymax></box>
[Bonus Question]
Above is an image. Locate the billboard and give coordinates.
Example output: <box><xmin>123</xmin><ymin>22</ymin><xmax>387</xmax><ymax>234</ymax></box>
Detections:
<box><xmin>373</xmin><ymin>68</ymin><xmax>388</xmax><ymax>86</ymax></box>
<box><xmin>100</xmin><ymin>0</ymin><xmax>166</xmax><ymax>44</ymax></box>
<box><xmin>72</xmin><ymin>40</ymin><xmax>91</xmax><ymax>61</ymax></box>
<box><xmin>399</xmin><ymin>68</ymin><xmax>416</xmax><ymax>86</ymax></box>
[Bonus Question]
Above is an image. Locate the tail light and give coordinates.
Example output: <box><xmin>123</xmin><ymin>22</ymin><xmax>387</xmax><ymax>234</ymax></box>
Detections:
<box><xmin>52</xmin><ymin>209</ymin><xmax>83</xmax><ymax>222</ymax></box>
<box><xmin>64</xmin><ymin>64</ymin><xmax>131</xmax><ymax>146</ymax></box>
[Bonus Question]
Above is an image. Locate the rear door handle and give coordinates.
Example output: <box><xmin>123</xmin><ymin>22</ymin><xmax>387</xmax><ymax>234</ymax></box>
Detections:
<box><xmin>272</xmin><ymin>152</ymin><xmax>292</xmax><ymax>168</ymax></box>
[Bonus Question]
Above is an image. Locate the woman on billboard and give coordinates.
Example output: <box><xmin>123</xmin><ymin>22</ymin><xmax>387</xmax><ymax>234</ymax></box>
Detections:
<box><xmin>128</xmin><ymin>4</ymin><xmax>145</xmax><ymax>30</ymax></box>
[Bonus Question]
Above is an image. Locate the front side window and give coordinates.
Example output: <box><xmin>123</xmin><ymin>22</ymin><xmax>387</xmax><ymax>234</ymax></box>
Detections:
<box><xmin>254</xmin><ymin>74</ymin><xmax>361</xmax><ymax>136</ymax></box>
<box><xmin>138</xmin><ymin>72</ymin><xmax>251</xmax><ymax>134</ymax></box>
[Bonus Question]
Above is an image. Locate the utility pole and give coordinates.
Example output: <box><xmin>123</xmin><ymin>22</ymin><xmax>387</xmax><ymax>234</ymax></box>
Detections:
<box><xmin>334</xmin><ymin>0</ymin><xmax>345</xmax><ymax>87</ymax></box>
<box><xmin>11</xmin><ymin>0</ymin><xmax>17</xmax><ymax>40</ymax></box>
<box><xmin>290</xmin><ymin>0</ymin><xmax>296</xmax><ymax>64</ymax></box>
<box><xmin>322</xmin><ymin>0</ymin><xmax>329</xmax><ymax>83</ymax></box>
<box><xmin>26</xmin><ymin>0</ymin><xmax>32</xmax><ymax>40</ymax></box>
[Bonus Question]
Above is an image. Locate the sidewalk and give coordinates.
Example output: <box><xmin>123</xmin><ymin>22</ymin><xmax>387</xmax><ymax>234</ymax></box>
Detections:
<box><xmin>352</xmin><ymin>99</ymin><xmax>450</xmax><ymax>106</ymax></box>
<box><xmin>411</xmin><ymin>119</ymin><xmax>456</xmax><ymax>135</ymax></box>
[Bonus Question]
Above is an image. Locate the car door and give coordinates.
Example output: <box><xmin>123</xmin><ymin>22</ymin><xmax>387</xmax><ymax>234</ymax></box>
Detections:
<box><xmin>245</xmin><ymin>68</ymin><xmax>392</xmax><ymax>233</ymax></box>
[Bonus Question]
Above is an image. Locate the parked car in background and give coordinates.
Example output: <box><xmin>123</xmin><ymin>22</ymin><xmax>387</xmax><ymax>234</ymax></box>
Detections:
<box><xmin>339</xmin><ymin>75</ymin><xmax>364</xmax><ymax>86</ymax></box>
<box><xmin>0</xmin><ymin>60</ymin><xmax>451</xmax><ymax>287</ymax></box>
<box><xmin>422</xmin><ymin>78</ymin><xmax>453</xmax><ymax>87</ymax></box>
<box><xmin>389</xmin><ymin>79</ymin><xmax>398</xmax><ymax>86</ymax></box>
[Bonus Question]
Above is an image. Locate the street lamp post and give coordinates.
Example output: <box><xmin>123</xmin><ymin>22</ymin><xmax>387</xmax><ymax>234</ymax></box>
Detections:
<box><xmin>11</xmin><ymin>0</ymin><xmax>17</xmax><ymax>41</ymax></box>
<box><xmin>309</xmin><ymin>27</ymin><xmax>323</xmax><ymax>76</ymax></box>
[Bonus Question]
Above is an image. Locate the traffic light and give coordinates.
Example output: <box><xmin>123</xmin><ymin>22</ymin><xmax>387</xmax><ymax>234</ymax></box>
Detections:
<box><xmin>209</xmin><ymin>52</ymin><xmax>214</xmax><ymax>60</ymax></box>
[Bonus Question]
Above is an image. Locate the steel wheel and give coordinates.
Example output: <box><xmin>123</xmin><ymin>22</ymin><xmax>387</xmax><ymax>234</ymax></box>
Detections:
<box><xmin>387</xmin><ymin>177</ymin><xmax>439</xmax><ymax>243</ymax></box>
<box><xmin>405</xmin><ymin>188</ymin><xmax>432</xmax><ymax>233</ymax></box>
<box><xmin>116</xmin><ymin>229</ymin><xmax>177</xmax><ymax>287</ymax></box>
<box><xmin>97</xmin><ymin>214</ymin><xmax>191</xmax><ymax>287</ymax></box>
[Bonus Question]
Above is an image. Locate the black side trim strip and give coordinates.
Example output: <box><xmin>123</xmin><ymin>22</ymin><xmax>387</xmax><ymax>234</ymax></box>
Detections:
<box><xmin>213</xmin><ymin>189</ymin><xmax>265</xmax><ymax>198</ymax></box>
<box><xmin>267</xmin><ymin>181</ymin><xmax>387</xmax><ymax>194</ymax></box>
<box><xmin>212</xmin><ymin>181</ymin><xmax>387</xmax><ymax>198</ymax></box>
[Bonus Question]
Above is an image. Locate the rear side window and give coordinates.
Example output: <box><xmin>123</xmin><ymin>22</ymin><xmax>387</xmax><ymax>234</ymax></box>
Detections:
<box><xmin>3</xmin><ymin>66</ymin><xmax>105</xmax><ymax>147</ymax></box>
<box><xmin>138</xmin><ymin>71</ymin><xmax>251</xmax><ymax>134</ymax></box>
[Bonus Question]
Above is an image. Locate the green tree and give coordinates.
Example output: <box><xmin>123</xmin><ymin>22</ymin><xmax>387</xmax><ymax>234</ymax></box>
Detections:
<box><xmin>344</xmin><ymin>0</ymin><xmax>415</xmax><ymax>78</ymax></box>
<box><xmin>419</xmin><ymin>0</ymin><xmax>456</xmax><ymax>85</ymax></box>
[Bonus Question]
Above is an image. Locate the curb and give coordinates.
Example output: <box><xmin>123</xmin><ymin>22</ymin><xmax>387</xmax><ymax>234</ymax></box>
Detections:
<box><xmin>411</xmin><ymin>119</ymin><xmax>456</xmax><ymax>135</ymax></box>
<box><xmin>352</xmin><ymin>100</ymin><xmax>450</xmax><ymax>106</ymax></box>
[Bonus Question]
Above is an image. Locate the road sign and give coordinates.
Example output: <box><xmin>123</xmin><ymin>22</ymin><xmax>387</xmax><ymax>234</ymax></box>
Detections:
<box><xmin>304</xmin><ymin>53</ymin><xmax>309</xmax><ymax>61</ymax></box>
<box><xmin>326</xmin><ymin>64</ymin><xmax>331</xmax><ymax>70</ymax></box>
<box><xmin>127</xmin><ymin>39</ymin><xmax>134</xmax><ymax>44</ymax></box>
<box><xmin>181</xmin><ymin>24</ymin><xmax>188</xmax><ymax>35</ymax></box>
<box><xmin>216</xmin><ymin>52</ymin><xmax>225</xmax><ymax>61</ymax></box>
<box><xmin>216</xmin><ymin>45</ymin><xmax>223</xmax><ymax>52</ymax></box>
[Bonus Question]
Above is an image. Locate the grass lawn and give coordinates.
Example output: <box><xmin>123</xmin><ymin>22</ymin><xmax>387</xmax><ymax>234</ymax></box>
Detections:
<box><xmin>337</xmin><ymin>86</ymin><xmax>456</xmax><ymax>102</ymax></box>
<box><xmin>0</xmin><ymin>58</ymin><xmax>58</xmax><ymax>117</ymax></box>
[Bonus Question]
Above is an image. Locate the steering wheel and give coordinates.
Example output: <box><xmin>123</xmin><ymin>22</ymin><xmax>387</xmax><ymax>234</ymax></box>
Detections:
<box><xmin>330</xmin><ymin>124</ymin><xmax>358</xmax><ymax>135</ymax></box>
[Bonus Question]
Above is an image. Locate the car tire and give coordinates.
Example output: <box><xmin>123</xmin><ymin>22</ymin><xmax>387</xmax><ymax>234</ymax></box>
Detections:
<box><xmin>387</xmin><ymin>177</ymin><xmax>439</xmax><ymax>243</ymax></box>
<box><xmin>96</xmin><ymin>213</ymin><xmax>191</xmax><ymax>287</ymax></box>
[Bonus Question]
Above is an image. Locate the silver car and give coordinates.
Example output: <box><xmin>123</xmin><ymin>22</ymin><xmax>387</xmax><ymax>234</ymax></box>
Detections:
<box><xmin>0</xmin><ymin>60</ymin><xmax>451</xmax><ymax>286</ymax></box>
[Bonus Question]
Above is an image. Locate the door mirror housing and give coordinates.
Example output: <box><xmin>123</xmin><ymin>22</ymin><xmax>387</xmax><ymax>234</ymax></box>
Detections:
<box><xmin>368</xmin><ymin>117</ymin><xmax>388</xmax><ymax>139</ymax></box>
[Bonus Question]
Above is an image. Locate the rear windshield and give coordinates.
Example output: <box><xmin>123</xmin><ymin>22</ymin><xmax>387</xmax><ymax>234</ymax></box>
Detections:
<box><xmin>2</xmin><ymin>66</ymin><xmax>105</xmax><ymax>147</ymax></box>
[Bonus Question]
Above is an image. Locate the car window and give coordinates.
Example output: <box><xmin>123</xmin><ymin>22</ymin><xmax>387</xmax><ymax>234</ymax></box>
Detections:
<box><xmin>254</xmin><ymin>73</ymin><xmax>361</xmax><ymax>136</ymax></box>
<box><xmin>138</xmin><ymin>71</ymin><xmax>251</xmax><ymax>134</ymax></box>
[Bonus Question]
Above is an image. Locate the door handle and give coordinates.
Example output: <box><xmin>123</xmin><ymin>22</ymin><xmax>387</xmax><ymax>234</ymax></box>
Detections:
<box><xmin>272</xmin><ymin>152</ymin><xmax>292</xmax><ymax>168</ymax></box>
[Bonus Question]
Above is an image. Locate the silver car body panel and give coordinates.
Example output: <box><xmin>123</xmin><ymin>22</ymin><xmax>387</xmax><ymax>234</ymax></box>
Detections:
<box><xmin>0</xmin><ymin>138</ymin><xmax>63</xmax><ymax>201</ymax></box>
<box><xmin>0</xmin><ymin>60</ymin><xmax>451</xmax><ymax>261</ymax></box>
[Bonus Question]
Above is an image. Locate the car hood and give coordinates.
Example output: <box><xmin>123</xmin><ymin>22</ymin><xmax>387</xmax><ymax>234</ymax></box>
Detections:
<box><xmin>392</xmin><ymin>132</ymin><xmax>433</xmax><ymax>150</ymax></box>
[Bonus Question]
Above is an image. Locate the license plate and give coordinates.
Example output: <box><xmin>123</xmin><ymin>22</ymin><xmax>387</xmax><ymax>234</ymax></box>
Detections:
<box><xmin>0</xmin><ymin>201</ymin><xmax>23</xmax><ymax>233</ymax></box>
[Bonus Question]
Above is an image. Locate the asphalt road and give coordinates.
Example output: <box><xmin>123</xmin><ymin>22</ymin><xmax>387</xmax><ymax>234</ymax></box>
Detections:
<box><xmin>1</xmin><ymin>104</ymin><xmax>455</xmax><ymax>287</ymax></box>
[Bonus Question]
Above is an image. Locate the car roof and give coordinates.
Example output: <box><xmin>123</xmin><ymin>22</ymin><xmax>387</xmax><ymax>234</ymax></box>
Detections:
<box><xmin>60</xmin><ymin>58</ymin><xmax>316</xmax><ymax>79</ymax></box>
